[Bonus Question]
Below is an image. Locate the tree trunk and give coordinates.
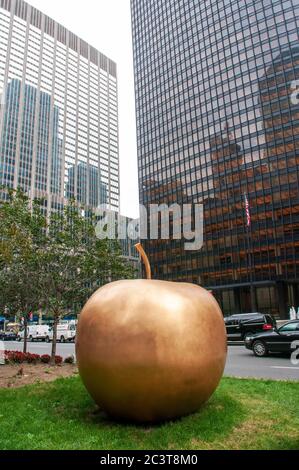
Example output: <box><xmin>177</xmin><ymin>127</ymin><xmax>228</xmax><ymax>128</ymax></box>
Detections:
<box><xmin>50</xmin><ymin>316</ymin><xmax>59</xmax><ymax>365</ymax></box>
<box><xmin>23</xmin><ymin>317</ymin><xmax>28</xmax><ymax>354</ymax></box>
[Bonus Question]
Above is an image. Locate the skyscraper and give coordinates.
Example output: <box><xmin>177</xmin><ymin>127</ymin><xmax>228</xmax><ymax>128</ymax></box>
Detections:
<box><xmin>66</xmin><ymin>162</ymin><xmax>107</xmax><ymax>208</ymax></box>
<box><xmin>0</xmin><ymin>0</ymin><xmax>119</xmax><ymax>214</ymax></box>
<box><xmin>1</xmin><ymin>78</ymin><xmax>62</xmax><ymax>197</ymax></box>
<box><xmin>131</xmin><ymin>0</ymin><xmax>299</xmax><ymax>318</ymax></box>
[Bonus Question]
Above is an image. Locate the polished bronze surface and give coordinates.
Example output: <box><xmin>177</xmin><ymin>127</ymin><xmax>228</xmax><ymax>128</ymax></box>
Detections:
<box><xmin>76</xmin><ymin>279</ymin><xmax>227</xmax><ymax>423</ymax></box>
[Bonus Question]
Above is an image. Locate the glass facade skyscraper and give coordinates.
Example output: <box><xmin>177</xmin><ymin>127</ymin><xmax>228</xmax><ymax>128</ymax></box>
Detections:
<box><xmin>66</xmin><ymin>162</ymin><xmax>108</xmax><ymax>208</ymax></box>
<box><xmin>0</xmin><ymin>0</ymin><xmax>119</xmax><ymax>215</ymax></box>
<box><xmin>131</xmin><ymin>0</ymin><xmax>299</xmax><ymax>318</ymax></box>
<box><xmin>1</xmin><ymin>78</ymin><xmax>62</xmax><ymax>196</ymax></box>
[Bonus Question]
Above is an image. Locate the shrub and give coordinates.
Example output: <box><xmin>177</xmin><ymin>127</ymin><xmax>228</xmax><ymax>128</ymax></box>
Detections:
<box><xmin>55</xmin><ymin>355</ymin><xmax>63</xmax><ymax>365</ymax></box>
<box><xmin>5</xmin><ymin>351</ymin><xmax>41</xmax><ymax>364</ymax></box>
<box><xmin>26</xmin><ymin>353</ymin><xmax>40</xmax><ymax>364</ymax></box>
<box><xmin>4</xmin><ymin>351</ymin><xmax>64</xmax><ymax>365</ymax></box>
<box><xmin>41</xmin><ymin>355</ymin><xmax>51</xmax><ymax>364</ymax></box>
<box><xmin>5</xmin><ymin>351</ymin><xmax>26</xmax><ymax>364</ymax></box>
<box><xmin>64</xmin><ymin>355</ymin><xmax>74</xmax><ymax>364</ymax></box>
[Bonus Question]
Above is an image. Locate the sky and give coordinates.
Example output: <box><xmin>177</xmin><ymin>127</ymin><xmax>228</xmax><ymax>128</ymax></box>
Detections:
<box><xmin>28</xmin><ymin>0</ymin><xmax>139</xmax><ymax>219</ymax></box>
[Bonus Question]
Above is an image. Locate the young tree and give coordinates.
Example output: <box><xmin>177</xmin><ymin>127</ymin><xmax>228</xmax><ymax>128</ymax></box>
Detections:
<box><xmin>0</xmin><ymin>262</ymin><xmax>43</xmax><ymax>352</ymax></box>
<box><xmin>0</xmin><ymin>269</ymin><xmax>11</xmax><ymax>329</ymax></box>
<box><xmin>40</xmin><ymin>201</ymin><xmax>135</xmax><ymax>364</ymax></box>
<box><xmin>0</xmin><ymin>188</ymin><xmax>47</xmax><ymax>352</ymax></box>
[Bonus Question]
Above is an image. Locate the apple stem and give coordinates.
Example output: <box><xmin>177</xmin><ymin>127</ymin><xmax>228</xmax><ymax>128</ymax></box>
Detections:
<box><xmin>135</xmin><ymin>243</ymin><xmax>152</xmax><ymax>280</ymax></box>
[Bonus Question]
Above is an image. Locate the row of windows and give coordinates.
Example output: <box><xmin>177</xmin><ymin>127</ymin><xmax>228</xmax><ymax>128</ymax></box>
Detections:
<box><xmin>0</xmin><ymin>8</ymin><xmax>116</xmax><ymax>80</ymax></box>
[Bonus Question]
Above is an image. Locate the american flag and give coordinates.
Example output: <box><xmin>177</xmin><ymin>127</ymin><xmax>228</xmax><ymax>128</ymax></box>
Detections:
<box><xmin>244</xmin><ymin>193</ymin><xmax>251</xmax><ymax>228</ymax></box>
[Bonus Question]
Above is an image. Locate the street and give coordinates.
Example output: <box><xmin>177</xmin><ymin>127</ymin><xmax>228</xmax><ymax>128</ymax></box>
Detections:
<box><xmin>224</xmin><ymin>344</ymin><xmax>299</xmax><ymax>381</ymax></box>
<box><xmin>3</xmin><ymin>341</ymin><xmax>299</xmax><ymax>381</ymax></box>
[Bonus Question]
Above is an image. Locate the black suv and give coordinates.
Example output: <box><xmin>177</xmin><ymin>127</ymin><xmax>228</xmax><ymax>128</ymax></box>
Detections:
<box><xmin>224</xmin><ymin>313</ymin><xmax>276</xmax><ymax>341</ymax></box>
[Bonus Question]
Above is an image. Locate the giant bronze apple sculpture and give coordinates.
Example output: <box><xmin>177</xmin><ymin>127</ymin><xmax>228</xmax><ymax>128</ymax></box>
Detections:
<box><xmin>76</xmin><ymin>244</ymin><xmax>227</xmax><ymax>423</ymax></box>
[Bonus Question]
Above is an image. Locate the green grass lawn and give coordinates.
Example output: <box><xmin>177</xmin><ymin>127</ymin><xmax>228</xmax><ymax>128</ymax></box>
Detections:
<box><xmin>0</xmin><ymin>376</ymin><xmax>298</xmax><ymax>450</ymax></box>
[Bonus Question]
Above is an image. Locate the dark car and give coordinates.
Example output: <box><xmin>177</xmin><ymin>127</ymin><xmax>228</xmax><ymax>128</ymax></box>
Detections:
<box><xmin>224</xmin><ymin>312</ymin><xmax>276</xmax><ymax>341</ymax></box>
<box><xmin>245</xmin><ymin>320</ymin><xmax>299</xmax><ymax>357</ymax></box>
<box><xmin>0</xmin><ymin>330</ymin><xmax>17</xmax><ymax>341</ymax></box>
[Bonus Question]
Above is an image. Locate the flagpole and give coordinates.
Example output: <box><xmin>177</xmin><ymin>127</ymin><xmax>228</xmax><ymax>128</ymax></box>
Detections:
<box><xmin>244</xmin><ymin>193</ymin><xmax>257</xmax><ymax>312</ymax></box>
<box><xmin>246</xmin><ymin>225</ymin><xmax>257</xmax><ymax>312</ymax></box>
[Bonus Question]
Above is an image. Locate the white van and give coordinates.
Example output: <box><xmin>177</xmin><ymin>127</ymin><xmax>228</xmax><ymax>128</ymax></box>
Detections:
<box><xmin>48</xmin><ymin>322</ymin><xmax>76</xmax><ymax>343</ymax></box>
<box><xmin>17</xmin><ymin>325</ymin><xmax>51</xmax><ymax>342</ymax></box>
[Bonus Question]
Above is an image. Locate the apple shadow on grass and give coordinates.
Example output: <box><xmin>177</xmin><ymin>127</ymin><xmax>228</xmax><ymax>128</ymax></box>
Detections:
<box><xmin>85</xmin><ymin>391</ymin><xmax>246</xmax><ymax>446</ymax></box>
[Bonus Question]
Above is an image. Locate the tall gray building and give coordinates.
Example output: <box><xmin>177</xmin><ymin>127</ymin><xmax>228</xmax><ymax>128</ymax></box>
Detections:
<box><xmin>0</xmin><ymin>0</ymin><xmax>119</xmax><ymax>214</ymax></box>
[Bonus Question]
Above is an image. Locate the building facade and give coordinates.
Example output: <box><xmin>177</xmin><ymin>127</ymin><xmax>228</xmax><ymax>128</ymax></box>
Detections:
<box><xmin>0</xmin><ymin>0</ymin><xmax>119</xmax><ymax>214</ymax></box>
<box><xmin>66</xmin><ymin>162</ymin><xmax>108</xmax><ymax>209</ymax></box>
<box><xmin>131</xmin><ymin>0</ymin><xmax>299</xmax><ymax>318</ymax></box>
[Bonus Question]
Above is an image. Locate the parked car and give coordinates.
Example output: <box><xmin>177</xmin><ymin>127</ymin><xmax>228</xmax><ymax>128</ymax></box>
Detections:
<box><xmin>48</xmin><ymin>321</ymin><xmax>76</xmax><ymax>343</ymax></box>
<box><xmin>0</xmin><ymin>330</ymin><xmax>17</xmax><ymax>341</ymax></box>
<box><xmin>245</xmin><ymin>320</ymin><xmax>299</xmax><ymax>357</ymax></box>
<box><xmin>17</xmin><ymin>325</ymin><xmax>51</xmax><ymax>342</ymax></box>
<box><xmin>224</xmin><ymin>312</ymin><xmax>276</xmax><ymax>341</ymax></box>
